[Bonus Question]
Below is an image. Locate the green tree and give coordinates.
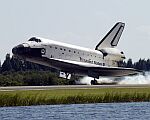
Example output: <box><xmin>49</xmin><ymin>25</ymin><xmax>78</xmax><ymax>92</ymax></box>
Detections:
<box><xmin>146</xmin><ymin>59</ymin><xmax>150</xmax><ymax>71</ymax></box>
<box><xmin>126</xmin><ymin>58</ymin><xmax>133</xmax><ymax>68</ymax></box>
<box><xmin>10</xmin><ymin>56</ymin><xmax>23</xmax><ymax>71</ymax></box>
<box><xmin>1</xmin><ymin>54</ymin><xmax>12</xmax><ymax>72</ymax></box>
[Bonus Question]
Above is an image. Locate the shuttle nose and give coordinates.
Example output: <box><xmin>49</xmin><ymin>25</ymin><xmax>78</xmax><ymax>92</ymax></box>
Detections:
<box><xmin>12</xmin><ymin>44</ymin><xmax>30</xmax><ymax>55</ymax></box>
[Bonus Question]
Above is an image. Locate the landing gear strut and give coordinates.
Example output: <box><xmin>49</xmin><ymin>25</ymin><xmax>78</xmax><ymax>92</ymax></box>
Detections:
<box><xmin>91</xmin><ymin>78</ymin><xmax>98</xmax><ymax>85</ymax></box>
<box><xmin>65</xmin><ymin>72</ymin><xmax>70</xmax><ymax>80</ymax></box>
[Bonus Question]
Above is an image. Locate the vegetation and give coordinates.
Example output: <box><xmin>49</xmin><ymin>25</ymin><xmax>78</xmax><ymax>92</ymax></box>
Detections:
<box><xmin>0</xmin><ymin>71</ymin><xmax>71</xmax><ymax>86</ymax></box>
<box><xmin>0</xmin><ymin>88</ymin><xmax>150</xmax><ymax>106</ymax></box>
<box><xmin>120</xmin><ymin>58</ymin><xmax>150</xmax><ymax>71</ymax></box>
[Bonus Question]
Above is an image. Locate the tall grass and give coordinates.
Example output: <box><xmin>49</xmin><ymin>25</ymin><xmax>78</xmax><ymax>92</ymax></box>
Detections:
<box><xmin>0</xmin><ymin>88</ymin><xmax>150</xmax><ymax>107</ymax></box>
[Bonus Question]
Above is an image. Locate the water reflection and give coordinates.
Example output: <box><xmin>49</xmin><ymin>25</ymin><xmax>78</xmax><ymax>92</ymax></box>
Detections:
<box><xmin>0</xmin><ymin>102</ymin><xmax>150</xmax><ymax>120</ymax></box>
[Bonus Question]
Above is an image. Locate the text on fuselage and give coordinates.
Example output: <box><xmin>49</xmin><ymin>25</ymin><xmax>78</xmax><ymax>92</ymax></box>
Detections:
<box><xmin>80</xmin><ymin>57</ymin><xmax>105</xmax><ymax>66</ymax></box>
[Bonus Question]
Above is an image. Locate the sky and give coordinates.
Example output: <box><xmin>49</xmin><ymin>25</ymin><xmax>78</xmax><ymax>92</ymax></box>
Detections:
<box><xmin>0</xmin><ymin>0</ymin><xmax>150</xmax><ymax>63</ymax></box>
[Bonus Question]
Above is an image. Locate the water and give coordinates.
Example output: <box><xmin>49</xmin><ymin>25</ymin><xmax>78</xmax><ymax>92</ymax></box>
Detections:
<box><xmin>0</xmin><ymin>102</ymin><xmax>150</xmax><ymax>120</ymax></box>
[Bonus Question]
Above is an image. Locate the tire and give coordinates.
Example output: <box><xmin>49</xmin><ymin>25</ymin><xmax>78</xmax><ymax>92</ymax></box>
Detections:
<box><xmin>91</xmin><ymin>80</ymin><xmax>94</xmax><ymax>85</ymax></box>
<box><xmin>91</xmin><ymin>80</ymin><xmax>98</xmax><ymax>85</ymax></box>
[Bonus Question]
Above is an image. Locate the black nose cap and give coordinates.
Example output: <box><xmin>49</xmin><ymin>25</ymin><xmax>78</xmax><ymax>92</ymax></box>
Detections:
<box><xmin>12</xmin><ymin>44</ymin><xmax>24</xmax><ymax>55</ymax></box>
<box><xmin>12</xmin><ymin>44</ymin><xmax>30</xmax><ymax>55</ymax></box>
<box><xmin>12</xmin><ymin>47</ymin><xmax>17</xmax><ymax>54</ymax></box>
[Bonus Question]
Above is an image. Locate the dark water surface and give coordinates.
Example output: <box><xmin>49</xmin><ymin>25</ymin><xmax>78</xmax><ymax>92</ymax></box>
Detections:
<box><xmin>0</xmin><ymin>102</ymin><xmax>150</xmax><ymax>120</ymax></box>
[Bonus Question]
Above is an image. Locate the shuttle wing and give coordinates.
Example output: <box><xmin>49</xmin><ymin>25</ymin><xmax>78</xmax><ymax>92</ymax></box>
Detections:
<box><xmin>49</xmin><ymin>58</ymin><xmax>140</xmax><ymax>78</ymax></box>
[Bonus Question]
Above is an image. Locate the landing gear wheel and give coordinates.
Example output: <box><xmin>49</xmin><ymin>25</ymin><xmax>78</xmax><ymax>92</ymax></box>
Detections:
<box><xmin>91</xmin><ymin>80</ymin><xmax>94</xmax><ymax>85</ymax></box>
<box><xmin>91</xmin><ymin>79</ymin><xmax>97</xmax><ymax>85</ymax></box>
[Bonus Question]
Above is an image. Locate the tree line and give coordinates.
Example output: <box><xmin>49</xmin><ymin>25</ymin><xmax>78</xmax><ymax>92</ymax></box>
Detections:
<box><xmin>120</xmin><ymin>58</ymin><xmax>150</xmax><ymax>71</ymax></box>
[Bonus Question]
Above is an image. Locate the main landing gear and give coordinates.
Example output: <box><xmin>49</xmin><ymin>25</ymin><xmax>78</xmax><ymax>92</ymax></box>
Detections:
<box><xmin>91</xmin><ymin>78</ymin><xmax>98</xmax><ymax>85</ymax></box>
<box><xmin>65</xmin><ymin>72</ymin><xmax>70</xmax><ymax>80</ymax></box>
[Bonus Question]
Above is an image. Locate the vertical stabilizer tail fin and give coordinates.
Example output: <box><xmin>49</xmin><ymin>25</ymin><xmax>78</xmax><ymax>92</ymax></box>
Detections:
<box><xmin>95</xmin><ymin>22</ymin><xmax>125</xmax><ymax>50</ymax></box>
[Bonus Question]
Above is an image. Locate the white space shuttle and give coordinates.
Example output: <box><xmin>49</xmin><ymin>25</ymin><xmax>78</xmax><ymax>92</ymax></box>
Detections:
<box><xmin>12</xmin><ymin>22</ymin><xmax>140</xmax><ymax>84</ymax></box>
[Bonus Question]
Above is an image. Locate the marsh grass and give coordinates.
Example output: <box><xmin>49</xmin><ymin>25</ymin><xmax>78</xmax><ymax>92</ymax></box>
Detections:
<box><xmin>0</xmin><ymin>88</ymin><xmax>150</xmax><ymax>106</ymax></box>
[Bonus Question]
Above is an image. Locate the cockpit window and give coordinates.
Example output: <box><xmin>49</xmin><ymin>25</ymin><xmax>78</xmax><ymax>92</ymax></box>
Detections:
<box><xmin>121</xmin><ymin>51</ymin><xmax>124</xmax><ymax>54</ymax></box>
<box><xmin>28</xmin><ymin>37</ymin><xmax>41</xmax><ymax>42</ymax></box>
